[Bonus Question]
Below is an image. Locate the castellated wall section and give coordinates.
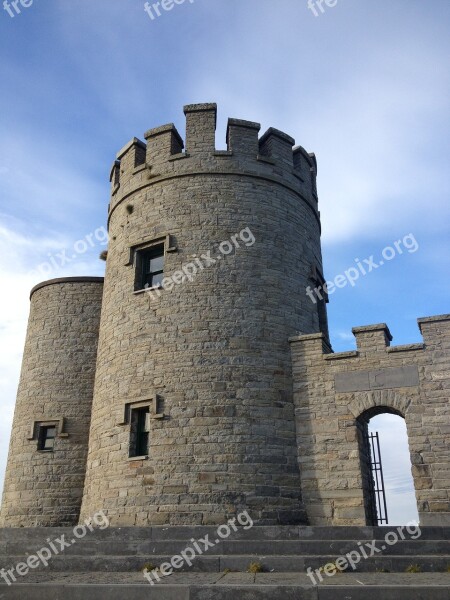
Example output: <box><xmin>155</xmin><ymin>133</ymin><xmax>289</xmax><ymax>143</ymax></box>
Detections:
<box><xmin>290</xmin><ymin>315</ymin><xmax>450</xmax><ymax>527</ymax></box>
<box><xmin>79</xmin><ymin>104</ymin><xmax>326</xmax><ymax>526</ymax></box>
<box><xmin>0</xmin><ymin>278</ymin><xmax>103</xmax><ymax>527</ymax></box>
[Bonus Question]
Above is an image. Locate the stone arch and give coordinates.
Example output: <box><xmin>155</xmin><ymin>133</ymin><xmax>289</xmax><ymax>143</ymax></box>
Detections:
<box><xmin>351</xmin><ymin>391</ymin><xmax>417</xmax><ymax>525</ymax></box>
<box><xmin>348</xmin><ymin>389</ymin><xmax>412</xmax><ymax>420</ymax></box>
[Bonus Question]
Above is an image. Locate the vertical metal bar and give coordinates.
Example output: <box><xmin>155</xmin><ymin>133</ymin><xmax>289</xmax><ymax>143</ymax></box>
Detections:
<box><xmin>364</xmin><ymin>428</ymin><xmax>378</xmax><ymax>526</ymax></box>
<box><xmin>375</xmin><ymin>432</ymin><xmax>388</xmax><ymax>524</ymax></box>
<box><xmin>371</xmin><ymin>433</ymin><xmax>380</xmax><ymax>523</ymax></box>
<box><xmin>368</xmin><ymin>432</ymin><xmax>388</xmax><ymax>525</ymax></box>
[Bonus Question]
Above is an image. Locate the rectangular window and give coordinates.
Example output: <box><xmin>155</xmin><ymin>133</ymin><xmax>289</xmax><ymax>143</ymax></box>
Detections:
<box><xmin>38</xmin><ymin>425</ymin><xmax>56</xmax><ymax>451</ymax></box>
<box><xmin>317</xmin><ymin>296</ymin><xmax>329</xmax><ymax>337</ymax></box>
<box><xmin>129</xmin><ymin>407</ymin><xmax>150</xmax><ymax>457</ymax></box>
<box><xmin>137</xmin><ymin>245</ymin><xmax>165</xmax><ymax>290</ymax></box>
<box><xmin>310</xmin><ymin>263</ymin><xmax>330</xmax><ymax>342</ymax></box>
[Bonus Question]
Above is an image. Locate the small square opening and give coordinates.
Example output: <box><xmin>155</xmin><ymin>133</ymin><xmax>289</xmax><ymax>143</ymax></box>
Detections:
<box><xmin>38</xmin><ymin>425</ymin><xmax>56</xmax><ymax>452</ymax></box>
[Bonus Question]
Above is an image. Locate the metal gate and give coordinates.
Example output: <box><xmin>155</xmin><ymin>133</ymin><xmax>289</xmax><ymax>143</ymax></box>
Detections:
<box><xmin>365</xmin><ymin>431</ymin><xmax>388</xmax><ymax>525</ymax></box>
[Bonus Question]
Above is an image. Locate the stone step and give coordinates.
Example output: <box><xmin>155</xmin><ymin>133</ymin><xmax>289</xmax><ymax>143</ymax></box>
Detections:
<box><xmin>1</xmin><ymin>525</ymin><xmax>448</xmax><ymax>542</ymax></box>
<box><xmin>1</xmin><ymin>539</ymin><xmax>448</xmax><ymax>557</ymax></box>
<box><xmin>1</xmin><ymin>526</ymin><xmax>448</xmax><ymax>576</ymax></box>
<box><xmin>0</xmin><ymin>572</ymin><xmax>449</xmax><ymax>600</ymax></box>
<box><xmin>1</xmin><ymin>553</ymin><xmax>449</xmax><ymax>573</ymax></box>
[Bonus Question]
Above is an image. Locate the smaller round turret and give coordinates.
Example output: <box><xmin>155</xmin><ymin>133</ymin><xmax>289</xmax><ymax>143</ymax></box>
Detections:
<box><xmin>0</xmin><ymin>277</ymin><xmax>103</xmax><ymax>527</ymax></box>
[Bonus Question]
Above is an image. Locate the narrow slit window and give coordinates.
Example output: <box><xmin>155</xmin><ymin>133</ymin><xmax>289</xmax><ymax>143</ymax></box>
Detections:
<box><xmin>129</xmin><ymin>407</ymin><xmax>150</xmax><ymax>457</ymax></box>
<box><xmin>38</xmin><ymin>425</ymin><xmax>56</xmax><ymax>452</ymax></box>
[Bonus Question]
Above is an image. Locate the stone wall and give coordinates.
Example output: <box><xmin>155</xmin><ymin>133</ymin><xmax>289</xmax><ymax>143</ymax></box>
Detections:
<box><xmin>0</xmin><ymin>278</ymin><xmax>103</xmax><ymax>526</ymax></box>
<box><xmin>80</xmin><ymin>104</ymin><xmax>327</xmax><ymax>526</ymax></box>
<box><xmin>290</xmin><ymin>315</ymin><xmax>450</xmax><ymax>526</ymax></box>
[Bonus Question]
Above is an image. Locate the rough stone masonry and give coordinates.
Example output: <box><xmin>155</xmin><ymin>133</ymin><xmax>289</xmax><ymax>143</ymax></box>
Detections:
<box><xmin>0</xmin><ymin>104</ymin><xmax>448</xmax><ymax>528</ymax></box>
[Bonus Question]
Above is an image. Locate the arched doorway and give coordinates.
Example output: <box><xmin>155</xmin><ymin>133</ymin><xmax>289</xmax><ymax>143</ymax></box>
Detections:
<box><xmin>357</xmin><ymin>406</ymin><xmax>419</xmax><ymax>526</ymax></box>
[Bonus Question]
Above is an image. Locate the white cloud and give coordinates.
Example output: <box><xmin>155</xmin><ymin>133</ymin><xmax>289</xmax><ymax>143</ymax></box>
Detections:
<box><xmin>0</xmin><ymin>218</ymin><xmax>105</xmax><ymax>498</ymax></box>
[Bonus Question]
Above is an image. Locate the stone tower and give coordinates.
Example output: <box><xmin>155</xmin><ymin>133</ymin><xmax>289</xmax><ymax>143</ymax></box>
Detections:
<box><xmin>3</xmin><ymin>104</ymin><xmax>446</xmax><ymax>529</ymax></box>
<box><xmin>79</xmin><ymin>103</ymin><xmax>327</xmax><ymax>526</ymax></box>
<box><xmin>0</xmin><ymin>278</ymin><xmax>103</xmax><ymax>526</ymax></box>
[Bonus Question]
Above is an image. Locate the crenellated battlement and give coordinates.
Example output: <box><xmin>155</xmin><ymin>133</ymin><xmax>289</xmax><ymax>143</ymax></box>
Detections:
<box><xmin>184</xmin><ymin>102</ymin><xmax>217</xmax><ymax>153</ymax></box>
<box><xmin>293</xmin><ymin>146</ymin><xmax>318</xmax><ymax>200</ymax></box>
<box><xmin>226</xmin><ymin>118</ymin><xmax>260</xmax><ymax>156</ymax></box>
<box><xmin>144</xmin><ymin>123</ymin><xmax>184</xmax><ymax>167</ymax></box>
<box><xmin>259</xmin><ymin>127</ymin><xmax>295</xmax><ymax>168</ymax></box>
<box><xmin>110</xmin><ymin>137</ymin><xmax>146</xmax><ymax>193</ymax></box>
<box><xmin>289</xmin><ymin>314</ymin><xmax>450</xmax><ymax>359</ymax></box>
<box><xmin>117</xmin><ymin>137</ymin><xmax>146</xmax><ymax>169</ymax></box>
<box><xmin>109</xmin><ymin>103</ymin><xmax>320</xmax><ymax>216</ymax></box>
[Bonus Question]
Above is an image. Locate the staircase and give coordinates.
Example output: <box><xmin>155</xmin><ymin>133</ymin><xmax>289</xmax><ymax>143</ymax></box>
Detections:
<box><xmin>0</xmin><ymin>525</ymin><xmax>449</xmax><ymax>598</ymax></box>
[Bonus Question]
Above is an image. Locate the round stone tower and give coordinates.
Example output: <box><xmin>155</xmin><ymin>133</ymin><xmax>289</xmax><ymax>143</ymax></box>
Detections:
<box><xmin>80</xmin><ymin>103</ymin><xmax>329</xmax><ymax>526</ymax></box>
<box><xmin>0</xmin><ymin>277</ymin><xmax>103</xmax><ymax>527</ymax></box>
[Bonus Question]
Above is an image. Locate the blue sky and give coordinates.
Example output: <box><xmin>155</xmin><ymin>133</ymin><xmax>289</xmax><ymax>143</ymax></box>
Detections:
<box><xmin>0</xmin><ymin>0</ymin><xmax>449</xmax><ymax>524</ymax></box>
